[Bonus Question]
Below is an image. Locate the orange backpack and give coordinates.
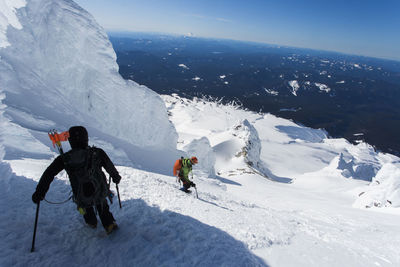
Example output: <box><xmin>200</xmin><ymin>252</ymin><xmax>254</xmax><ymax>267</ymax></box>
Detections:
<box><xmin>173</xmin><ymin>158</ymin><xmax>183</xmax><ymax>176</ymax></box>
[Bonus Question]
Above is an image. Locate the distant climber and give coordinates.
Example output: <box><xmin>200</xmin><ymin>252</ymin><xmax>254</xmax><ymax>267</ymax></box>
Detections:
<box><xmin>32</xmin><ymin>126</ymin><xmax>121</xmax><ymax>234</ymax></box>
<box><xmin>173</xmin><ymin>156</ymin><xmax>198</xmax><ymax>192</ymax></box>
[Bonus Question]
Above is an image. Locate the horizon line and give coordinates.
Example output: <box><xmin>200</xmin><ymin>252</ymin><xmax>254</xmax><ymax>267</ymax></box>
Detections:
<box><xmin>106</xmin><ymin>29</ymin><xmax>400</xmax><ymax>63</ymax></box>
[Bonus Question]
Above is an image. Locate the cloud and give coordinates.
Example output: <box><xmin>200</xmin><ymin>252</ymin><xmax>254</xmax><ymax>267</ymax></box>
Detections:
<box><xmin>185</xmin><ymin>14</ymin><xmax>206</xmax><ymax>19</ymax></box>
<box><xmin>216</xmin><ymin>17</ymin><xmax>233</xmax><ymax>23</ymax></box>
<box><xmin>184</xmin><ymin>14</ymin><xmax>233</xmax><ymax>23</ymax></box>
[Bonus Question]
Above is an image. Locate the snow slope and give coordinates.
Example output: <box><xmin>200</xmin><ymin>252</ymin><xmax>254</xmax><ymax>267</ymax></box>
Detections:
<box><xmin>162</xmin><ymin>95</ymin><xmax>400</xmax><ymax>266</ymax></box>
<box><xmin>1</xmin><ymin>94</ymin><xmax>400</xmax><ymax>267</ymax></box>
<box><xmin>1</xmin><ymin>0</ymin><xmax>400</xmax><ymax>266</ymax></box>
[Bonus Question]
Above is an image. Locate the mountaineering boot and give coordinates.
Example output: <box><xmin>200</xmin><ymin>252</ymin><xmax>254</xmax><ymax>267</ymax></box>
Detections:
<box><xmin>84</xmin><ymin>207</ymin><xmax>98</xmax><ymax>228</ymax></box>
<box><xmin>87</xmin><ymin>222</ymin><xmax>97</xmax><ymax>229</ymax></box>
<box><xmin>180</xmin><ymin>187</ymin><xmax>191</xmax><ymax>193</ymax></box>
<box><xmin>106</xmin><ymin>221</ymin><xmax>118</xmax><ymax>235</ymax></box>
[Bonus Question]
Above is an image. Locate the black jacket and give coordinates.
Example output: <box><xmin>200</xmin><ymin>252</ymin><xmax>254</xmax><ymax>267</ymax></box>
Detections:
<box><xmin>35</xmin><ymin>147</ymin><xmax>121</xmax><ymax>197</ymax></box>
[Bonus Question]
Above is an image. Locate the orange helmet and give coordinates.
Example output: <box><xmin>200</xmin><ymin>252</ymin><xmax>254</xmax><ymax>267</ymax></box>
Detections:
<box><xmin>191</xmin><ymin>156</ymin><xmax>198</xmax><ymax>164</ymax></box>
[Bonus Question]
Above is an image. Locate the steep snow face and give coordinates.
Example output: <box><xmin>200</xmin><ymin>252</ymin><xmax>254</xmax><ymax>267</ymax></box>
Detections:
<box><xmin>337</xmin><ymin>152</ymin><xmax>380</xmax><ymax>181</ymax></box>
<box><xmin>232</xmin><ymin>119</ymin><xmax>261</xmax><ymax>168</ymax></box>
<box><xmin>0</xmin><ymin>0</ymin><xmax>177</xmax><ymax>154</ymax></box>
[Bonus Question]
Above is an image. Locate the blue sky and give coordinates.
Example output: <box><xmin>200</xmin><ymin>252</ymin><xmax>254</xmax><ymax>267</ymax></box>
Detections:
<box><xmin>75</xmin><ymin>0</ymin><xmax>400</xmax><ymax>61</ymax></box>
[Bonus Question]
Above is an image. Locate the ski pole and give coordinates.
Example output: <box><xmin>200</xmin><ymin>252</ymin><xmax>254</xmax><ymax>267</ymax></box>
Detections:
<box><xmin>31</xmin><ymin>202</ymin><xmax>40</xmax><ymax>252</ymax></box>
<box><xmin>116</xmin><ymin>184</ymin><xmax>122</xmax><ymax>209</ymax></box>
<box><xmin>191</xmin><ymin>172</ymin><xmax>198</xmax><ymax>198</ymax></box>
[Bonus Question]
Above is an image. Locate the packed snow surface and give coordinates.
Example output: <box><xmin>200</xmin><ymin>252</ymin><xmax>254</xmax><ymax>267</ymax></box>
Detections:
<box><xmin>1</xmin><ymin>1</ymin><xmax>400</xmax><ymax>267</ymax></box>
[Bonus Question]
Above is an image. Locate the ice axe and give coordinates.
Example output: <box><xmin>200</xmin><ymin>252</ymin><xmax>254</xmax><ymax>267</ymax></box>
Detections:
<box><xmin>191</xmin><ymin>173</ymin><xmax>198</xmax><ymax>199</ymax></box>
<box><xmin>48</xmin><ymin>129</ymin><xmax>69</xmax><ymax>155</ymax></box>
<box><xmin>108</xmin><ymin>176</ymin><xmax>122</xmax><ymax>209</ymax></box>
<box><xmin>194</xmin><ymin>185</ymin><xmax>199</xmax><ymax>199</ymax></box>
<box><xmin>30</xmin><ymin>202</ymin><xmax>40</xmax><ymax>252</ymax></box>
<box><xmin>116</xmin><ymin>184</ymin><xmax>122</xmax><ymax>209</ymax></box>
<box><xmin>31</xmin><ymin>130</ymin><xmax>69</xmax><ymax>252</ymax></box>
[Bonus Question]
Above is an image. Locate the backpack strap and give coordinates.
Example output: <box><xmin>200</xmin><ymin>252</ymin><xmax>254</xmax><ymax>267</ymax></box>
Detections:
<box><xmin>182</xmin><ymin>158</ymin><xmax>192</xmax><ymax>168</ymax></box>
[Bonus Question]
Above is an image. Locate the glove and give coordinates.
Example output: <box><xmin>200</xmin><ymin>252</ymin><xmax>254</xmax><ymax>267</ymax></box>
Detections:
<box><xmin>112</xmin><ymin>175</ymin><xmax>121</xmax><ymax>184</ymax></box>
<box><xmin>32</xmin><ymin>191</ymin><xmax>44</xmax><ymax>204</ymax></box>
<box><xmin>190</xmin><ymin>182</ymin><xmax>196</xmax><ymax>187</ymax></box>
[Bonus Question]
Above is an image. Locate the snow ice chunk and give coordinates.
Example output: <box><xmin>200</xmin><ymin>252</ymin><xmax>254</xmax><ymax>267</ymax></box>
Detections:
<box><xmin>241</xmin><ymin>119</ymin><xmax>262</xmax><ymax>168</ymax></box>
<box><xmin>183</xmin><ymin>137</ymin><xmax>216</xmax><ymax>177</ymax></box>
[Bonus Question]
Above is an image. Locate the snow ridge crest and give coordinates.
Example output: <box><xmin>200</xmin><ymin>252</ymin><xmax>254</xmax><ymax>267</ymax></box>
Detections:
<box><xmin>0</xmin><ymin>0</ymin><xmax>178</xmax><ymax>151</ymax></box>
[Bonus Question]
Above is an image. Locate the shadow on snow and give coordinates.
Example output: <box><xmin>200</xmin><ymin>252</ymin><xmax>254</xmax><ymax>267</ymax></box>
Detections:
<box><xmin>213</xmin><ymin>175</ymin><xmax>242</xmax><ymax>186</ymax></box>
<box><xmin>0</xmin><ymin>163</ymin><xmax>268</xmax><ymax>267</ymax></box>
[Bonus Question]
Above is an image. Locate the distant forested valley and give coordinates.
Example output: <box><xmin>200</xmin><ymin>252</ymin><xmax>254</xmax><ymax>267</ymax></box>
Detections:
<box><xmin>109</xmin><ymin>32</ymin><xmax>400</xmax><ymax>155</ymax></box>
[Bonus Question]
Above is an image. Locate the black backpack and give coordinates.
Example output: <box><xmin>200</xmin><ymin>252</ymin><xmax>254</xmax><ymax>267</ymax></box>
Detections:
<box><xmin>62</xmin><ymin>146</ymin><xmax>109</xmax><ymax>208</ymax></box>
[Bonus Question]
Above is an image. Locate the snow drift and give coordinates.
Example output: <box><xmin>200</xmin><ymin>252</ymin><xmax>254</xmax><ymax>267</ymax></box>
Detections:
<box><xmin>0</xmin><ymin>0</ymin><xmax>178</xmax><ymax>164</ymax></box>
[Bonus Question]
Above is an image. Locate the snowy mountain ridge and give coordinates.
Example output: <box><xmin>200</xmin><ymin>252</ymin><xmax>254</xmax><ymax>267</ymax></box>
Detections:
<box><xmin>163</xmin><ymin>94</ymin><xmax>400</xmax><ymax>208</ymax></box>
<box><xmin>1</xmin><ymin>0</ymin><xmax>400</xmax><ymax>266</ymax></box>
